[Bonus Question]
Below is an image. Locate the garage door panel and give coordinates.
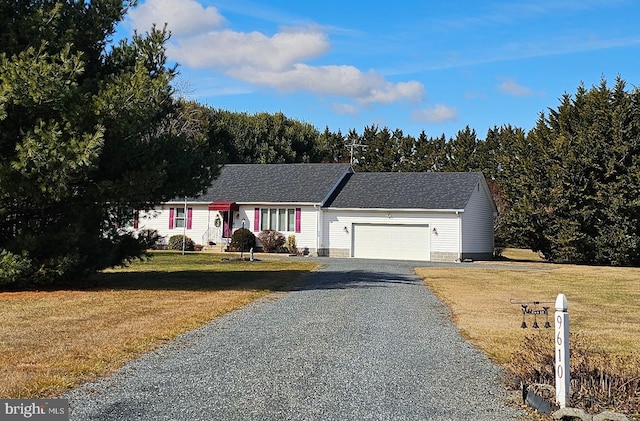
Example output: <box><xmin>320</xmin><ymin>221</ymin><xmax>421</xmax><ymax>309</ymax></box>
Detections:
<box><xmin>353</xmin><ymin>224</ymin><xmax>430</xmax><ymax>261</ymax></box>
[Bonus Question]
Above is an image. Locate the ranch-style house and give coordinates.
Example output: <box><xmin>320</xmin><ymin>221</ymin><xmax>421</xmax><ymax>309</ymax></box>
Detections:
<box><xmin>138</xmin><ymin>163</ymin><xmax>497</xmax><ymax>262</ymax></box>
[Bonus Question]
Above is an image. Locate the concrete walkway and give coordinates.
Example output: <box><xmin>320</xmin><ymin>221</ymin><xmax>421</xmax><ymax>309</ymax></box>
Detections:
<box><xmin>65</xmin><ymin>258</ymin><xmax>525</xmax><ymax>420</ymax></box>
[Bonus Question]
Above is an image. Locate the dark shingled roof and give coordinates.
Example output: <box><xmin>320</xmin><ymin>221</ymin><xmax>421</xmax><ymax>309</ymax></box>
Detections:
<box><xmin>324</xmin><ymin>172</ymin><xmax>484</xmax><ymax>210</ymax></box>
<box><xmin>191</xmin><ymin>163</ymin><xmax>353</xmax><ymax>204</ymax></box>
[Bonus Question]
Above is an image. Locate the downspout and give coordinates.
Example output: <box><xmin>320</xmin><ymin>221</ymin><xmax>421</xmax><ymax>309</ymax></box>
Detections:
<box><xmin>314</xmin><ymin>204</ymin><xmax>320</xmax><ymax>255</ymax></box>
<box><xmin>457</xmin><ymin>210</ymin><xmax>462</xmax><ymax>262</ymax></box>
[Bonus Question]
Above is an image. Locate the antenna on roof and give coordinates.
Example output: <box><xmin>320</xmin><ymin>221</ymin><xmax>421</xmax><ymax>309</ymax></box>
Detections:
<box><xmin>346</xmin><ymin>138</ymin><xmax>366</xmax><ymax>165</ymax></box>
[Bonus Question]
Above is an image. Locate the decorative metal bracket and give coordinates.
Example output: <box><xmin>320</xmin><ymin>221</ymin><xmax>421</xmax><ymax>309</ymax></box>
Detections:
<box><xmin>510</xmin><ymin>299</ymin><xmax>554</xmax><ymax>329</ymax></box>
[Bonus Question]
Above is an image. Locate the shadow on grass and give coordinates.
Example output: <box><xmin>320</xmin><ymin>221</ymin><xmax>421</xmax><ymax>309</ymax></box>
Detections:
<box><xmin>10</xmin><ymin>268</ymin><xmax>424</xmax><ymax>293</ymax></box>
<box><xmin>80</xmin><ymin>268</ymin><xmax>422</xmax><ymax>292</ymax></box>
<box><xmin>70</xmin><ymin>269</ymin><xmax>315</xmax><ymax>292</ymax></box>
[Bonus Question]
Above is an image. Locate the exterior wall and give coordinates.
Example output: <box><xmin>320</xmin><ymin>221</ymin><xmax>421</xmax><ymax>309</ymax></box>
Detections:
<box><xmin>142</xmin><ymin>203</ymin><xmax>321</xmax><ymax>253</ymax></box>
<box><xmin>140</xmin><ymin>192</ymin><xmax>494</xmax><ymax>261</ymax></box>
<box><xmin>242</xmin><ymin>205</ymin><xmax>319</xmax><ymax>253</ymax></box>
<box><xmin>320</xmin><ymin>209</ymin><xmax>461</xmax><ymax>261</ymax></box>
<box><xmin>460</xmin><ymin>181</ymin><xmax>495</xmax><ymax>260</ymax></box>
<box><xmin>139</xmin><ymin>203</ymin><xmax>213</xmax><ymax>246</ymax></box>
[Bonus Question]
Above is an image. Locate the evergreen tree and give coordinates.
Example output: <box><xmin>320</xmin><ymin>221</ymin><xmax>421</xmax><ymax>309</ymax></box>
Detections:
<box><xmin>444</xmin><ymin>126</ymin><xmax>479</xmax><ymax>172</ymax></box>
<box><xmin>317</xmin><ymin>127</ymin><xmax>348</xmax><ymax>163</ymax></box>
<box><xmin>208</xmin><ymin>109</ymin><xmax>319</xmax><ymax>164</ymax></box>
<box><xmin>0</xmin><ymin>1</ymin><xmax>221</xmax><ymax>286</ymax></box>
<box><xmin>503</xmin><ymin>77</ymin><xmax>640</xmax><ymax>265</ymax></box>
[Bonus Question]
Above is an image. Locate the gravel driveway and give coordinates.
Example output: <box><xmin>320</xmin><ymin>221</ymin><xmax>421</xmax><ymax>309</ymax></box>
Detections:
<box><xmin>64</xmin><ymin>258</ymin><xmax>525</xmax><ymax>420</ymax></box>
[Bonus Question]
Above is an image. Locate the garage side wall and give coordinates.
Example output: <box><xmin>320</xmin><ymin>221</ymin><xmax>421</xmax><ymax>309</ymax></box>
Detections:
<box><xmin>460</xmin><ymin>182</ymin><xmax>495</xmax><ymax>260</ymax></box>
<box><xmin>320</xmin><ymin>210</ymin><xmax>460</xmax><ymax>262</ymax></box>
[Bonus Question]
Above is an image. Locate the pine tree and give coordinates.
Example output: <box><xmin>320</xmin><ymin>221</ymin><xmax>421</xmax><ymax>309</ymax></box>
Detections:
<box><xmin>0</xmin><ymin>1</ymin><xmax>221</xmax><ymax>286</ymax></box>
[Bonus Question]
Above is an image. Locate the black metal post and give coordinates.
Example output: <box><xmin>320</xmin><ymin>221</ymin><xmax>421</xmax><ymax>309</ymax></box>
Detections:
<box><xmin>240</xmin><ymin>218</ymin><xmax>245</xmax><ymax>259</ymax></box>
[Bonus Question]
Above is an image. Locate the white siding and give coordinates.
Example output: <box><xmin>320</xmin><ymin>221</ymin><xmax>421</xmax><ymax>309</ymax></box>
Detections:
<box><xmin>298</xmin><ymin>206</ymin><xmax>320</xmax><ymax>252</ymax></box>
<box><xmin>142</xmin><ymin>204</ymin><xmax>320</xmax><ymax>251</ymax></box>
<box><xmin>242</xmin><ymin>205</ymin><xmax>319</xmax><ymax>252</ymax></box>
<box><xmin>460</xmin><ymin>181</ymin><xmax>495</xmax><ymax>257</ymax></box>
<box><xmin>139</xmin><ymin>203</ymin><xmax>212</xmax><ymax>246</ymax></box>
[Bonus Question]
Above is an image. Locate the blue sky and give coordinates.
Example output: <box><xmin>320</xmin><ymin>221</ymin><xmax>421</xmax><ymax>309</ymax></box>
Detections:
<box><xmin>124</xmin><ymin>0</ymin><xmax>640</xmax><ymax>139</ymax></box>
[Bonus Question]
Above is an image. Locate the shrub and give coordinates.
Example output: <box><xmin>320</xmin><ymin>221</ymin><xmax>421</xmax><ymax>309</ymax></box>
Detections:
<box><xmin>168</xmin><ymin>235</ymin><xmax>195</xmax><ymax>251</ymax></box>
<box><xmin>258</xmin><ymin>230</ymin><xmax>286</xmax><ymax>253</ymax></box>
<box><xmin>286</xmin><ymin>235</ymin><xmax>298</xmax><ymax>254</ymax></box>
<box><xmin>259</xmin><ymin>230</ymin><xmax>286</xmax><ymax>253</ymax></box>
<box><xmin>230</xmin><ymin>228</ymin><xmax>255</xmax><ymax>252</ymax></box>
<box><xmin>0</xmin><ymin>249</ymin><xmax>34</xmax><ymax>287</ymax></box>
<box><xmin>507</xmin><ymin>331</ymin><xmax>640</xmax><ymax>415</ymax></box>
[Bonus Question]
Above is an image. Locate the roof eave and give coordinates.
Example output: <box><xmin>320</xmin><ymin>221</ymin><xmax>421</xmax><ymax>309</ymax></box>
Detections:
<box><xmin>236</xmin><ymin>201</ymin><xmax>321</xmax><ymax>207</ymax></box>
<box><xmin>322</xmin><ymin>207</ymin><xmax>465</xmax><ymax>213</ymax></box>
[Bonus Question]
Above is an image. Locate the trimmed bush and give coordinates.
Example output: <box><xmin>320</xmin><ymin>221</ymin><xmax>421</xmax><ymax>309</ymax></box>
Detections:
<box><xmin>258</xmin><ymin>230</ymin><xmax>286</xmax><ymax>253</ymax></box>
<box><xmin>168</xmin><ymin>235</ymin><xmax>195</xmax><ymax>251</ymax></box>
<box><xmin>230</xmin><ymin>228</ymin><xmax>255</xmax><ymax>252</ymax></box>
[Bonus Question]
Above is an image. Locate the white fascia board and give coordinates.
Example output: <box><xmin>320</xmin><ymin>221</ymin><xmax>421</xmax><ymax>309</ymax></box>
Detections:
<box><xmin>236</xmin><ymin>202</ymin><xmax>320</xmax><ymax>207</ymax></box>
<box><xmin>164</xmin><ymin>200</ymin><xmax>211</xmax><ymax>205</ymax></box>
<box><xmin>322</xmin><ymin>207</ymin><xmax>464</xmax><ymax>213</ymax></box>
<box><xmin>163</xmin><ymin>201</ymin><xmax>321</xmax><ymax>206</ymax></box>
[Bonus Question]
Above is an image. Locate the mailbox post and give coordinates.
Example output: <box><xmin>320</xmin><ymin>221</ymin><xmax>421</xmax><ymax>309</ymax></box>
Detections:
<box><xmin>554</xmin><ymin>293</ymin><xmax>570</xmax><ymax>408</ymax></box>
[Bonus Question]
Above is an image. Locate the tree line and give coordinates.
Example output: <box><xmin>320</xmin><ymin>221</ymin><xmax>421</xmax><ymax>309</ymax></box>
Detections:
<box><xmin>2</xmin><ymin>2</ymin><xmax>640</xmax><ymax>288</ymax></box>
<box><xmin>206</xmin><ymin>77</ymin><xmax>640</xmax><ymax>267</ymax></box>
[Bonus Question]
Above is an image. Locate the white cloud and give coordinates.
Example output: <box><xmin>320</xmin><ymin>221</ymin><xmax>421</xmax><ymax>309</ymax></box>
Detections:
<box><xmin>128</xmin><ymin>0</ymin><xmax>425</xmax><ymax>106</ymax></box>
<box><xmin>127</xmin><ymin>0</ymin><xmax>224</xmax><ymax>36</ymax></box>
<box><xmin>359</xmin><ymin>81</ymin><xmax>425</xmax><ymax>104</ymax></box>
<box><xmin>230</xmin><ymin>64</ymin><xmax>424</xmax><ymax>103</ymax></box>
<box><xmin>168</xmin><ymin>28</ymin><xmax>330</xmax><ymax>71</ymax></box>
<box><xmin>412</xmin><ymin>104</ymin><xmax>458</xmax><ymax>123</ymax></box>
<box><xmin>332</xmin><ymin>103</ymin><xmax>359</xmax><ymax>117</ymax></box>
<box><xmin>497</xmin><ymin>77</ymin><xmax>542</xmax><ymax>97</ymax></box>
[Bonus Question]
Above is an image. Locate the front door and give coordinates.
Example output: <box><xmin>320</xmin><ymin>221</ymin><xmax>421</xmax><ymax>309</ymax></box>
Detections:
<box><xmin>221</xmin><ymin>211</ymin><xmax>233</xmax><ymax>238</ymax></box>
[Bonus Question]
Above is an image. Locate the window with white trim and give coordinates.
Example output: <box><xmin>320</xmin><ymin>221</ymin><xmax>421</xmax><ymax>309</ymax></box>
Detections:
<box><xmin>169</xmin><ymin>207</ymin><xmax>192</xmax><ymax>230</ymax></box>
<box><xmin>175</xmin><ymin>207</ymin><xmax>186</xmax><ymax>228</ymax></box>
<box><xmin>260</xmin><ymin>208</ymin><xmax>296</xmax><ymax>231</ymax></box>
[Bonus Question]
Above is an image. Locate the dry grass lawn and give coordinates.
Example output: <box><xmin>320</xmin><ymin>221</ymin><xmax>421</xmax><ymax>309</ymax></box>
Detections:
<box><xmin>0</xmin><ymin>252</ymin><xmax>318</xmax><ymax>398</ymax></box>
<box><xmin>417</xmin><ymin>250</ymin><xmax>640</xmax><ymax>364</ymax></box>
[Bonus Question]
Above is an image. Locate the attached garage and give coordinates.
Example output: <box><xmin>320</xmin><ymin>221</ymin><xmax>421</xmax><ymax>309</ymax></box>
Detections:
<box><xmin>352</xmin><ymin>224</ymin><xmax>430</xmax><ymax>261</ymax></box>
<box><xmin>320</xmin><ymin>171</ymin><xmax>497</xmax><ymax>262</ymax></box>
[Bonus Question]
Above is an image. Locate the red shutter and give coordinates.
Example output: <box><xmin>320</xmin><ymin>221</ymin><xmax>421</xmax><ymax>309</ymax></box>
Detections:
<box><xmin>254</xmin><ymin>208</ymin><xmax>260</xmax><ymax>231</ymax></box>
<box><xmin>295</xmin><ymin>208</ymin><xmax>301</xmax><ymax>233</ymax></box>
<box><xmin>133</xmin><ymin>210</ymin><xmax>139</xmax><ymax>229</ymax></box>
<box><xmin>169</xmin><ymin>208</ymin><xmax>175</xmax><ymax>229</ymax></box>
<box><xmin>187</xmin><ymin>208</ymin><xmax>193</xmax><ymax>230</ymax></box>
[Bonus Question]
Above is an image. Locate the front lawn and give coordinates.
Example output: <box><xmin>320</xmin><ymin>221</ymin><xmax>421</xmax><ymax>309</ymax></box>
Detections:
<box><xmin>0</xmin><ymin>252</ymin><xmax>318</xmax><ymax>398</ymax></box>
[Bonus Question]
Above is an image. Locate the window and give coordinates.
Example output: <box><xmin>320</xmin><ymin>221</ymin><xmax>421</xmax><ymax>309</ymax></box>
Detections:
<box><xmin>169</xmin><ymin>207</ymin><xmax>192</xmax><ymax>230</ymax></box>
<box><xmin>175</xmin><ymin>208</ymin><xmax>186</xmax><ymax>228</ymax></box>
<box><xmin>258</xmin><ymin>208</ymin><xmax>299</xmax><ymax>232</ymax></box>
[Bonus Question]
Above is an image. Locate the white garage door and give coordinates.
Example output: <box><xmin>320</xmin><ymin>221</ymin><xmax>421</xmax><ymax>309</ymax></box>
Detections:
<box><xmin>352</xmin><ymin>224</ymin><xmax>430</xmax><ymax>261</ymax></box>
